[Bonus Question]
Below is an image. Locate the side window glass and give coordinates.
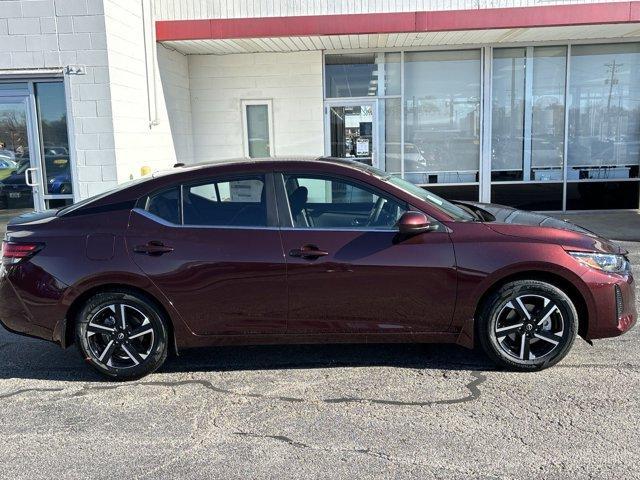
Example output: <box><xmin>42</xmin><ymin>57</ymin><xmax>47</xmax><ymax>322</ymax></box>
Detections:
<box><xmin>284</xmin><ymin>175</ymin><xmax>406</xmax><ymax>229</ymax></box>
<box><xmin>183</xmin><ymin>175</ymin><xmax>267</xmax><ymax>227</ymax></box>
<box><xmin>144</xmin><ymin>187</ymin><xmax>181</xmax><ymax>224</ymax></box>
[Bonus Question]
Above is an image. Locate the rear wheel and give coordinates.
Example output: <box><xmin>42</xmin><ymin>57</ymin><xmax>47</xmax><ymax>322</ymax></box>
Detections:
<box><xmin>477</xmin><ymin>280</ymin><xmax>578</xmax><ymax>371</ymax></box>
<box><xmin>75</xmin><ymin>290</ymin><xmax>169</xmax><ymax>380</ymax></box>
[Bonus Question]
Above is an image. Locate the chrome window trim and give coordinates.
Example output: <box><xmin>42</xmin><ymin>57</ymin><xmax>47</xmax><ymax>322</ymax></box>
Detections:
<box><xmin>133</xmin><ymin>207</ymin><xmax>278</xmax><ymax>230</ymax></box>
<box><xmin>134</xmin><ymin>208</ymin><xmax>406</xmax><ymax>233</ymax></box>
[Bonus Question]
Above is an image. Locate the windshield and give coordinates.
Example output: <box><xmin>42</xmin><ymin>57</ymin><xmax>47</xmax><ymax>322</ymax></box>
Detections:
<box><xmin>355</xmin><ymin>163</ymin><xmax>476</xmax><ymax>221</ymax></box>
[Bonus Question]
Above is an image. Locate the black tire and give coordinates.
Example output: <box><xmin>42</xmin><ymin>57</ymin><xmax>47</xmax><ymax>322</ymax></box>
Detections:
<box><xmin>75</xmin><ymin>290</ymin><xmax>169</xmax><ymax>380</ymax></box>
<box><xmin>477</xmin><ymin>280</ymin><xmax>578</xmax><ymax>371</ymax></box>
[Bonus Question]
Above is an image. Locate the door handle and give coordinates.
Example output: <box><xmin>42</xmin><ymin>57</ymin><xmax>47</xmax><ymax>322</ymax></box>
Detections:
<box><xmin>289</xmin><ymin>244</ymin><xmax>329</xmax><ymax>260</ymax></box>
<box><xmin>25</xmin><ymin>167</ymin><xmax>38</xmax><ymax>187</ymax></box>
<box><xmin>134</xmin><ymin>241</ymin><xmax>174</xmax><ymax>256</ymax></box>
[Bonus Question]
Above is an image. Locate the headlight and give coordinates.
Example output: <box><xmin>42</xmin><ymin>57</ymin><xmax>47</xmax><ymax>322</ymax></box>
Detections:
<box><xmin>568</xmin><ymin>251</ymin><xmax>630</xmax><ymax>274</ymax></box>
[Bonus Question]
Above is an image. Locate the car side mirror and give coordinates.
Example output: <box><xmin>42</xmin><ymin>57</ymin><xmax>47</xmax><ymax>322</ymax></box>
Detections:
<box><xmin>397</xmin><ymin>211</ymin><xmax>437</xmax><ymax>236</ymax></box>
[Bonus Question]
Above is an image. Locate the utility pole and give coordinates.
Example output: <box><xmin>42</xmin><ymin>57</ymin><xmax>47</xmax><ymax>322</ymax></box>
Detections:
<box><xmin>605</xmin><ymin>59</ymin><xmax>622</xmax><ymax>114</ymax></box>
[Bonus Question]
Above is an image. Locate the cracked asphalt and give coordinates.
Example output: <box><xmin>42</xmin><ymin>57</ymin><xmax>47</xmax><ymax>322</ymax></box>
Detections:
<box><xmin>0</xmin><ymin>242</ymin><xmax>638</xmax><ymax>479</ymax></box>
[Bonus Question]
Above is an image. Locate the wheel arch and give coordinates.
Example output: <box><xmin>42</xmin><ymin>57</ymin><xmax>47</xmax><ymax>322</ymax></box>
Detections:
<box><xmin>473</xmin><ymin>270</ymin><xmax>590</xmax><ymax>341</ymax></box>
<box><xmin>62</xmin><ymin>283</ymin><xmax>178</xmax><ymax>356</ymax></box>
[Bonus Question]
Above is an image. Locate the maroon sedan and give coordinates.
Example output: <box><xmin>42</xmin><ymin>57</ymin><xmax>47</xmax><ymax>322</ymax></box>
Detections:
<box><xmin>0</xmin><ymin>158</ymin><xmax>635</xmax><ymax>379</ymax></box>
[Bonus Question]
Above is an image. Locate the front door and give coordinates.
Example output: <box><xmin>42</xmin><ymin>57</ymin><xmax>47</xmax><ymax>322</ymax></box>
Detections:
<box><xmin>325</xmin><ymin>101</ymin><xmax>377</xmax><ymax>168</ymax></box>
<box><xmin>127</xmin><ymin>173</ymin><xmax>288</xmax><ymax>336</ymax></box>
<box><xmin>277</xmin><ymin>172</ymin><xmax>457</xmax><ymax>334</ymax></box>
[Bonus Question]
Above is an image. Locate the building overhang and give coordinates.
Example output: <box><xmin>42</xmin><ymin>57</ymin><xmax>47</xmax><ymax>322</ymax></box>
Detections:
<box><xmin>156</xmin><ymin>1</ymin><xmax>640</xmax><ymax>54</ymax></box>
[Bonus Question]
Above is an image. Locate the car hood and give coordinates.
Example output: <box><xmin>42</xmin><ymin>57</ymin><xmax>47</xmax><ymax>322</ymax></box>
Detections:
<box><xmin>455</xmin><ymin>201</ymin><xmax>625</xmax><ymax>255</ymax></box>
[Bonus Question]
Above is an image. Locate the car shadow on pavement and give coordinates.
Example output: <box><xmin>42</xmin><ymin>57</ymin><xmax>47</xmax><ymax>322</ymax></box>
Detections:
<box><xmin>0</xmin><ymin>335</ymin><xmax>494</xmax><ymax>383</ymax></box>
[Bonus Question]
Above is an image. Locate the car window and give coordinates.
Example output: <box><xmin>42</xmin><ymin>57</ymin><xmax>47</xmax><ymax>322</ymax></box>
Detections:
<box><xmin>283</xmin><ymin>174</ymin><xmax>407</xmax><ymax>230</ymax></box>
<box><xmin>144</xmin><ymin>187</ymin><xmax>181</xmax><ymax>224</ymax></box>
<box><xmin>183</xmin><ymin>175</ymin><xmax>267</xmax><ymax>227</ymax></box>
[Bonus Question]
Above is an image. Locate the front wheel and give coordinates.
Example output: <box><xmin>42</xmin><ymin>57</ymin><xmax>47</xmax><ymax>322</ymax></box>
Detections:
<box><xmin>477</xmin><ymin>280</ymin><xmax>578</xmax><ymax>371</ymax></box>
<box><xmin>75</xmin><ymin>290</ymin><xmax>169</xmax><ymax>380</ymax></box>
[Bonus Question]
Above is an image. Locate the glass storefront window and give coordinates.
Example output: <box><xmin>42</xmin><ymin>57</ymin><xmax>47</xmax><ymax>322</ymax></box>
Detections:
<box><xmin>0</xmin><ymin>83</ymin><xmax>28</xmax><ymax>92</ymax></box>
<box><xmin>491</xmin><ymin>46</ymin><xmax>567</xmax><ymax>183</ymax></box>
<box><xmin>325</xmin><ymin>53</ymin><xmax>400</xmax><ymax>98</ymax></box>
<box><xmin>568</xmin><ymin>43</ymin><xmax>640</xmax><ymax>181</ymax></box>
<box><xmin>531</xmin><ymin>46</ymin><xmax>566</xmax><ymax>181</ymax></box>
<box><xmin>328</xmin><ymin>104</ymin><xmax>374</xmax><ymax>165</ymax></box>
<box><xmin>324</xmin><ymin>44</ymin><xmax>640</xmax><ymax>210</ymax></box>
<box><xmin>404</xmin><ymin>50</ymin><xmax>481</xmax><ymax>185</ymax></box>
<box><xmin>35</xmin><ymin>82</ymin><xmax>72</xmax><ymax>196</ymax></box>
<box><xmin>380</xmin><ymin>52</ymin><xmax>401</xmax><ymax>96</ymax></box>
<box><xmin>379</xmin><ymin>98</ymin><xmax>401</xmax><ymax>174</ymax></box>
<box><xmin>491</xmin><ymin>48</ymin><xmax>526</xmax><ymax>181</ymax></box>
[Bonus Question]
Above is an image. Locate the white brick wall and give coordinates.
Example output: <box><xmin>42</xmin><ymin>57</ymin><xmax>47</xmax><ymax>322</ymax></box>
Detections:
<box><xmin>188</xmin><ymin>50</ymin><xmax>323</xmax><ymax>162</ymax></box>
<box><xmin>103</xmin><ymin>0</ymin><xmax>187</xmax><ymax>183</ymax></box>
<box><xmin>0</xmin><ymin>0</ymin><xmax>117</xmax><ymax>199</ymax></box>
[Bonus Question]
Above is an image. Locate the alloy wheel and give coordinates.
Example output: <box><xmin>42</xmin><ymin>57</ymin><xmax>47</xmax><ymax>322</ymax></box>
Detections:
<box><xmin>494</xmin><ymin>294</ymin><xmax>565</xmax><ymax>361</ymax></box>
<box><xmin>86</xmin><ymin>303</ymin><xmax>156</xmax><ymax>368</ymax></box>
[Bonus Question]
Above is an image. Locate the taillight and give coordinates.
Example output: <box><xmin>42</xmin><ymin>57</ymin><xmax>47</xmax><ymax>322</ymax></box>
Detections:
<box><xmin>1</xmin><ymin>241</ymin><xmax>42</xmax><ymax>266</ymax></box>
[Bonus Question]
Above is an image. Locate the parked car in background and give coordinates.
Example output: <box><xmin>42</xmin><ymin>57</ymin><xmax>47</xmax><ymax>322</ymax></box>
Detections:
<box><xmin>0</xmin><ymin>157</ymin><xmax>18</xmax><ymax>181</ymax></box>
<box><xmin>0</xmin><ymin>156</ymin><xmax>71</xmax><ymax>209</ymax></box>
<box><xmin>0</xmin><ymin>157</ymin><xmax>635</xmax><ymax>379</ymax></box>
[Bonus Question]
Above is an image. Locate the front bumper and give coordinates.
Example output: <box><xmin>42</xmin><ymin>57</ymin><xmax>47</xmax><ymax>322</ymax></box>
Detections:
<box><xmin>581</xmin><ymin>268</ymin><xmax>636</xmax><ymax>339</ymax></box>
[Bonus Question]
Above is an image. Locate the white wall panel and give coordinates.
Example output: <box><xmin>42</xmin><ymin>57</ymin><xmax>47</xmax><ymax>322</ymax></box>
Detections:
<box><xmin>188</xmin><ymin>50</ymin><xmax>324</xmax><ymax>163</ymax></box>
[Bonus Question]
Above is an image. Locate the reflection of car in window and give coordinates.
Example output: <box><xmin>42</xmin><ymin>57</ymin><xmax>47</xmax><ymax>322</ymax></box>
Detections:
<box><xmin>0</xmin><ymin>155</ymin><xmax>72</xmax><ymax>209</ymax></box>
<box><xmin>0</xmin><ymin>149</ymin><xmax>16</xmax><ymax>162</ymax></box>
<box><xmin>43</xmin><ymin>146</ymin><xmax>69</xmax><ymax>156</ymax></box>
<box><xmin>0</xmin><ymin>158</ymin><xmax>18</xmax><ymax>181</ymax></box>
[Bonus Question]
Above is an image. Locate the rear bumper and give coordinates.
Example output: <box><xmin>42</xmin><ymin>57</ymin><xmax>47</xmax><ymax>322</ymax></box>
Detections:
<box><xmin>0</xmin><ymin>261</ymin><xmax>68</xmax><ymax>344</ymax></box>
<box><xmin>582</xmin><ymin>269</ymin><xmax>636</xmax><ymax>340</ymax></box>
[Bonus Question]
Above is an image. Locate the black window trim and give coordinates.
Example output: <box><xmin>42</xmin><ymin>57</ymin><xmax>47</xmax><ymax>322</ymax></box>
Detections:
<box><xmin>274</xmin><ymin>171</ymin><xmax>411</xmax><ymax>230</ymax></box>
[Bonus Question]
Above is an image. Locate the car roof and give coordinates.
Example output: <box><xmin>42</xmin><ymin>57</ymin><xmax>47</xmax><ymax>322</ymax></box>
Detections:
<box><xmin>59</xmin><ymin>156</ymin><xmax>387</xmax><ymax>217</ymax></box>
<box><xmin>159</xmin><ymin>156</ymin><xmax>375</xmax><ymax>176</ymax></box>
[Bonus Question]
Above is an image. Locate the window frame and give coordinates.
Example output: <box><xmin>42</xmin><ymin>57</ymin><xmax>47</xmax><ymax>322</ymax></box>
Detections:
<box><xmin>273</xmin><ymin>171</ymin><xmax>411</xmax><ymax>231</ymax></box>
<box><xmin>137</xmin><ymin>172</ymin><xmax>279</xmax><ymax>229</ymax></box>
<box><xmin>241</xmin><ymin>99</ymin><xmax>275</xmax><ymax>158</ymax></box>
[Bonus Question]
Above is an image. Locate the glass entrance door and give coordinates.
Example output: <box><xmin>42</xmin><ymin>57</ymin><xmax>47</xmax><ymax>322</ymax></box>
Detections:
<box><xmin>0</xmin><ymin>80</ymin><xmax>74</xmax><ymax>216</ymax></box>
<box><xmin>325</xmin><ymin>102</ymin><xmax>377</xmax><ymax>168</ymax></box>
<box><xmin>0</xmin><ymin>96</ymin><xmax>36</xmax><ymax>217</ymax></box>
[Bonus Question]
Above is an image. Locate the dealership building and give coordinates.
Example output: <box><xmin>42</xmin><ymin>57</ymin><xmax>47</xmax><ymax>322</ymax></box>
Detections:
<box><xmin>1</xmin><ymin>0</ymin><xmax>640</xmax><ymax>214</ymax></box>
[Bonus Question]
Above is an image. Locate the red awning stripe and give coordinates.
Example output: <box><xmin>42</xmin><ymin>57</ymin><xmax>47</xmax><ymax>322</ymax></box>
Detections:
<box><xmin>156</xmin><ymin>2</ymin><xmax>640</xmax><ymax>42</ymax></box>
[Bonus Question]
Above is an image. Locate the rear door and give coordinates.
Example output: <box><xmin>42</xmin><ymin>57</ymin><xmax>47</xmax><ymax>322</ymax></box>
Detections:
<box><xmin>277</xmin><ymin>172</ymin><xmax>457</xmax><ymax>334</ymax></box>
<box><xmin>126</xmin><ymin>172</ymin><xmax>288</xmax><ymax>335</ymax></box>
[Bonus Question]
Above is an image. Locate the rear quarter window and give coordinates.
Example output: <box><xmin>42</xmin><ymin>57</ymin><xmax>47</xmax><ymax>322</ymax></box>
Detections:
<box><xmin>142</xmin><ymin>187</ymin><xmax>181</xmax><ymax>224</ymax></box>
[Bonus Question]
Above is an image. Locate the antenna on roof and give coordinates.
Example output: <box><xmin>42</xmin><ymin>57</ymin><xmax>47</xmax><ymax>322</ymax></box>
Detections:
<box><xmin>173</xmin><ymin>162</ymin><xmax>185</xmax><ymax>168</ymax></box>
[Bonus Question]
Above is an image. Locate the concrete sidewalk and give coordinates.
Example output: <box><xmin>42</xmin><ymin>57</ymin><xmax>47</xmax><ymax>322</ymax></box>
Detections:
<box><xmin>0</xmin><ymin>209</ymin><xmax>638</xmax><ymax>241</ymax></box>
